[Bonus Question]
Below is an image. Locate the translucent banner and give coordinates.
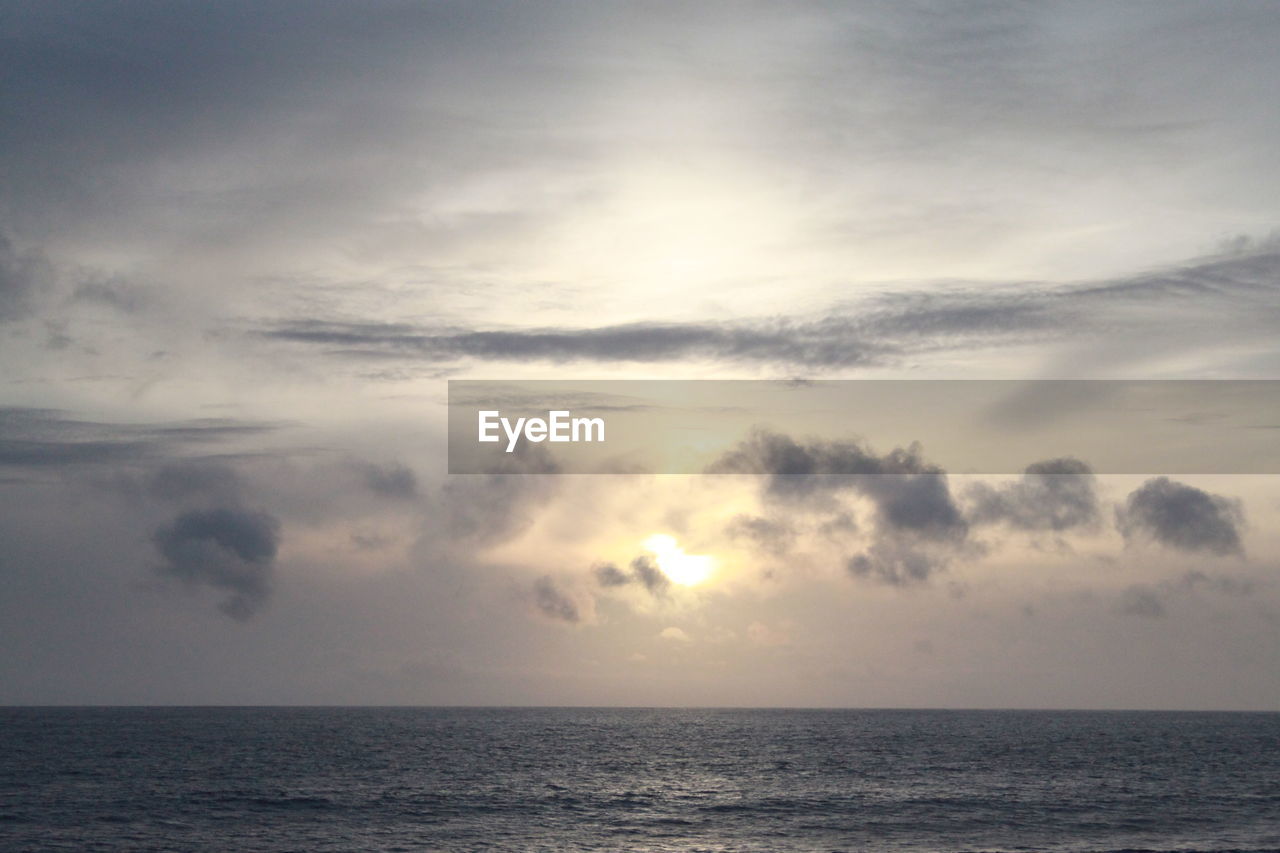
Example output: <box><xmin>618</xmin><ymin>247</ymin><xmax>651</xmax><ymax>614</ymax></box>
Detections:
<box><xmin>447</xmin><ymin>380</ymin><xmax>1280</xmax><ymax>474</ymax></box>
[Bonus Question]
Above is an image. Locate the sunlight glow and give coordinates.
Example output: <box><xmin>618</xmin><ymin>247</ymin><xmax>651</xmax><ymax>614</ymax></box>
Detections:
<box><xmin>642</xmin><ymin>533</ymin><xmax>715</xmax><ymax>586</ymax></box>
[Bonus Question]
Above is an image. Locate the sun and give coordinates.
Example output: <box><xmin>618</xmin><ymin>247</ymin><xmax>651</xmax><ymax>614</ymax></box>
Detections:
<box><xmin>642</xmin><ymin>533</ymin><xmax>714</xmax><ymax>586</ymax></box>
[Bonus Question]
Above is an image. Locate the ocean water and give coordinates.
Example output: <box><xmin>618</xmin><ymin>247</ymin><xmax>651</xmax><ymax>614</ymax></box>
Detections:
<box><xmin>1</xmin><ymin>708</ymin><xmax>1277</xmax><ymax>852</ymax></box>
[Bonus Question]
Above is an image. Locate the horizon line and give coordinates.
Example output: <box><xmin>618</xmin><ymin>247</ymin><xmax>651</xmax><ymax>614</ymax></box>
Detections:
<box><xmin>4</xmin><ymin>703</ymin><xmax>1277</xmax><ymax>713</ymax></box>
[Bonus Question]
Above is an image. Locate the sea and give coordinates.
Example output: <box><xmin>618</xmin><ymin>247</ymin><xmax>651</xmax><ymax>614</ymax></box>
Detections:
<box><xmin>1</xmin><ymin>707</ymin><xmax>1277</xmax><ymax>852</ymax></box>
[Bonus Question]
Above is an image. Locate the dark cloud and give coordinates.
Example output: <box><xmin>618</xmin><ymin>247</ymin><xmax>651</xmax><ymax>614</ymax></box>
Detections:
<box><xmin>712</xmin><ymin>429</ymin><xmax>969</xmax><ymax>586</ymax></box>
<box><xmin>967</xmin><ymin>457</ymin><xmax>1099</xmax><ymax>532</ymax></box>
<box><xmin>591</xmin><ymin>555</ymin><xmax>670</xmax><ymax>596</ymax></box>
<box><xmin>0</xmin><ymin>407</ymin><xmax>147</xmax><ymax>466</ymax></box>
<box><xmin>858</xmin><ymin>473</ymin><xmax>967</xmax><ymax>542</ymax></box>
<box><xmin>1072</xmin><ymin>248</ymin><xmax>1280</xmax><ymax>304</ymax></box>
<box><xmin>710</xmin><ymin>429</ymin><xmax>966</xmax><ymax>541</ymax></box>
<box><xmin>629</xmin><ymin>555</ymin><xmax>670</xmax><ymax>596</ymax></box>
<box><xmin>152</xmin><ymin>507</ymin><xmax>281</xmax><ymax>620</ymax></box>
<box><xmin>857</xmin><ymin>243</ymin><xmax>1280</xmax><ymax>364</ymax></box>
<box><xmin>262</xmin><ymin>319</ymin><xmax>885</xmax><ymax>368</ymax></box>
<box><xmin>531</xmin><ymin>576</ymin><xmax>578</xmax><ymax>624</ymax></box>
<box><xmin>710</xmin><ymin>429</ymin><xmax>930</xmax><ymax>490</ymax></box>
<box><xmin>855</xmin><ymin>288</ymin><xmax>1061</xmax><ymax>342</ymax></box>
<box><xmin>362</xmin><ymin>462</ymin><xmax>418</xmax><ymax>499</ymax></box>
<box><xmin>1116</xmin><ymin>477</ymin><xmax>1245</xmax><ymax>556</ymax></box>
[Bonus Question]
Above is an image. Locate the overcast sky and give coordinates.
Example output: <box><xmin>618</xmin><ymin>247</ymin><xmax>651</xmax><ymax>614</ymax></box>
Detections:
<box><xmin>2</xmin><ymin>0</ymin><xmax>1279</xmax><ymax>709</ymax></box>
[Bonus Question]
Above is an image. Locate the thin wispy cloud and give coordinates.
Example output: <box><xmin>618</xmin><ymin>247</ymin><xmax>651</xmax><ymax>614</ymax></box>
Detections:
<box><xmin>0</xmin><ymin>408</ymin><xmax>285</xmax><ymax>469</ymax></box>
<box><xmin>256</xmin><ymin>247</ymin><xmax>1280</xmax><ymax>372</ymax></box>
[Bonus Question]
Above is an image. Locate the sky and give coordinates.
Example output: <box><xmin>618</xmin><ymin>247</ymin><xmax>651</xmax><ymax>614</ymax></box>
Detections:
<box><xmin>2</xmin><ymin>0</ymin><xmax>1279</xmax><ymax>709</ymax></box>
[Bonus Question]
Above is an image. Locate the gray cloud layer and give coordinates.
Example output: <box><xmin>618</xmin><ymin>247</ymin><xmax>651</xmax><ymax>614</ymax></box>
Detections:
<box><xmin>1</xmin><ymin>1</ymin><xmax>1278</xmax><ymax>708</ymax></box>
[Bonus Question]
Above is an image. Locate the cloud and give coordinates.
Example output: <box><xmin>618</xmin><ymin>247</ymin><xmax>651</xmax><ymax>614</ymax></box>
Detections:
<box><xmin>0</xmin><ymin>407</ymin><xmax>283</xmax><ymax>470</ymax></box>
<box><xmin>146</xmin><ymin>461</ymin><xmax>244</xmax><ymax>505</ymax></box>
<box><xmin>846</xmin><ymin>540</ymin><xmax>951</xmax><ymax>587</ymax></box>
<box><xmin>256</xmin><ymin>247</ymin><xmax>1280</xmax><ymax>373</ymax></box>
<box><xmin>725</xmin><ymin>514</ymin><xmax>796</xmax><ymax>555</ymax></box>
<box><xmin>362</xmin><ymin>462</ymin><xmax>418</xmax><ymax>499</ymax></box>
<box><xmin>591</xmin><ymin>555</ymin><xmax>671</xmax><ymax>596</ymax></box>
<box><xmin>1178</xmin><ymin>570</ymin><xmax>1255</xmax><ymax>596</ymax></box>
<box><xmin>6</xmin><ymin>2</ymin><xmax>1280</xmax><ymax>399</ymax></box>
<box><xmin>1</xmin><ymin>0</ymin><xmax>1279</xmax><ymax>711</ymax></box>
<box><xmin>818</xmin><ymin>512</ymin><xmax>859</xmax><ymax>540</ymax></box>
<box><xmin>152</xmin><ymin>507</ymin><xmax>281</xmax><ymax>620</ymax></box>
<box><xmin>531</xmin><ymin>576</ymin><xmax>579</xmax><ymax>624</ymax></box>
<box><xmin>710</xmin><ymin>428</ymin><xmax>929</xmax><ymax>488</ymax></box>
<box><xmin>0</xmin><ymin>233</ymin><xmax>49</xmax><ymax>322</ymax></box>
<box><xmin>629</xmin><ymin>555</ymin><xmax>670</xmax><ymax>596</ymax></box>
<box><xmin>710</xmin><ymin>429</ymin><xmax>966</xmax><ymax>540</ymax></box>
<box><xmin>1116</xmin><ymin>477</ymin><xmax>1245</xmax><ymax>556</ymax></box>
<box><xmin>439</xmin><ymin>443</ymin><xmax>560</xmax><ymax>546</ymax></box>
<box><xmin>857</xmin><ymin>471</ymin><xmax>968</xmax><ymax>541</ymax></box>
<box><xmin>712</xmin><ymin>428</ymin><xmax>970</xmax><ymax>586</ymax></box>
<box><xmin>1117</xmin><ymin>584</ymin><xmax>1166</xmax><ymax>618</ymax></box>
<box><xmin>261</xmin><ymin>318</ymin><xmax>885</xmax><ymax>368</ymax></box>
<box><xmin>658</xmin><ymin>626</ymin><xmax>690</xmax><ymax>643</ymax></box>
<box><xmin>967</xmin><ymin>458</ymin><xmax>1099</xmax><ymax>532</ymax></box>
<box><xmin>592</xmin><ymin>563</ymin><xmax>631</xmax><ymax>587</ymax></box>
<box><xmin>1116</xmin><ymin>568</ymin><xmax>1258</xmax><ymax>620</ymax></box>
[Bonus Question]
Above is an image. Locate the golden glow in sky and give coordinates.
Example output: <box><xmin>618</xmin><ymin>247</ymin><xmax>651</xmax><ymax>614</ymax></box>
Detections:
<box><xmin>642</xmin><ymin>533</ymin><xmax>715</xmax><ymax>586</ymax></box>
